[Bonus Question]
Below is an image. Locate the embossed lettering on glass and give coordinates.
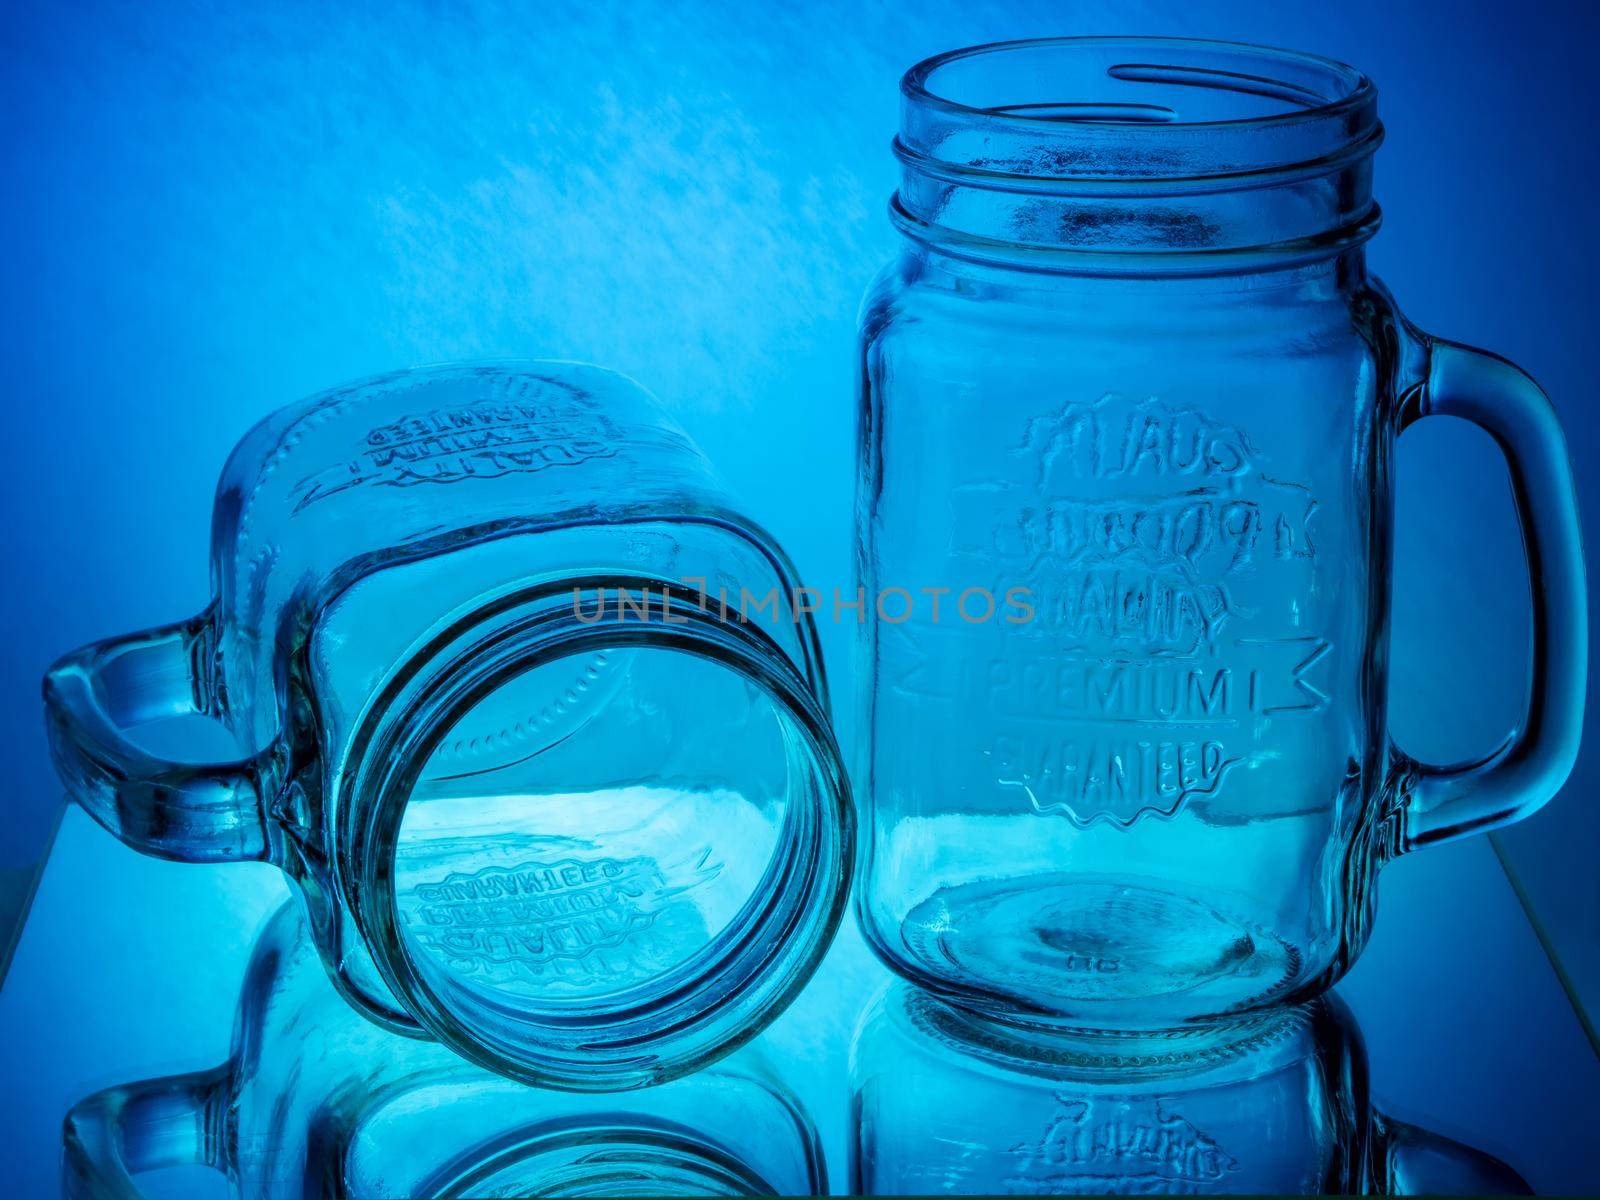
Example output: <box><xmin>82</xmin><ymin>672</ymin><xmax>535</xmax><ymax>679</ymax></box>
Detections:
<box><xmin>851</xmin><ymin>983</ymin><xmax>1529</xmax><ymax>1195</ymax></box>
<box><xmin>855</xmin><ymin>39</ymin><xmax>1585</xmax><ymax>1028</ymax></box>
<box><xmin>45</xmin><ymin>362</ymin><xmax>852</xmax><ymax>1088</ymax></box>
<box><xmin>64</xmin><ymin>902</ymin><xmax>828</xmax><ymax>1199</ymax></box>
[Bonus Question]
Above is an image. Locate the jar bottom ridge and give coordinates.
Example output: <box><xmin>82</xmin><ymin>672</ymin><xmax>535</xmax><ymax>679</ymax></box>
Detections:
<box><xmin>876</xmin><ymin>873</ymin><xmax>1328</xmax><ymax>1032</ymax></box>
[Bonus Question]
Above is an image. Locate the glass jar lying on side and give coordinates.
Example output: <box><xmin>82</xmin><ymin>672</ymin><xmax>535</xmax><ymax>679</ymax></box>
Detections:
<box><xmin>64</xmin><ymin>901</ymin><xmax>828</xmax><ymax>1199</ymax></box>
<box><xmin>45</xmin><ymin>362</ymin><xmax>852</xmax><ymax>1089</ymax></box>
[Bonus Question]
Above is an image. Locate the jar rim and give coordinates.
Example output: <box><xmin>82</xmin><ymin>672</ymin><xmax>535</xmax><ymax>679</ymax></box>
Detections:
<box><xmin>898</xmin><ymin>35</ymin><xmax>1381</xmax><ymax>197</ymax></box>
<box><xmin>904</xmin><ymin>36</ymin><xmax>1374</xmax><ymax>135</ymax></box>
<box><xmin>892</xmin><ymin>36</ymin><xmax>1383</xmax><ymax>265</ymax></box>
<box><xmin>339</xmin><ymin>576</ymin><xmax>853</xmax><ymax>1090</ymax></box>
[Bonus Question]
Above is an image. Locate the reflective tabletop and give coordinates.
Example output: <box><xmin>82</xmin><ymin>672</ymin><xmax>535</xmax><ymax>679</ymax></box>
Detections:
<box><xmin>2</xmin><ymin>807</ymin><xmax>1595</xmax><ymax>1196</ymax></box>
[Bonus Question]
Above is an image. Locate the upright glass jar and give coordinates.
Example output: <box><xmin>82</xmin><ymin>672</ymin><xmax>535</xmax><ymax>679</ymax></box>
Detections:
<box><xmin>46</xmin><ymin>362</ymin><xmax>852</xmax><ymax>1088</ymax></box>
<box><xmin>854</xmin><ymin>39</ymin><xmax>1584</xmax><ymax>1029</ymax></box>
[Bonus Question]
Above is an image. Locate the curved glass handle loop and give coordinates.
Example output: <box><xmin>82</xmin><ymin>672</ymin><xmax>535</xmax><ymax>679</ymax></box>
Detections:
<box><xmin>62</xmin><ymin>1066</ymin><xmax>230</xmax><ymax>1200</ymax></box>
<box><xmin>1376</xmin><ymin>1113</ymin><xmax>1533</xmax><ymax>1196</ymax></box>
<box><xmin>1395</xmin><ymin>339</ymin><xmax>1587</xmax><ymax>849</ymax></box>
<box><xmin>43</xmin><ymin>608</ymin><xmax>276</xmax><ymax>863</ymax></box>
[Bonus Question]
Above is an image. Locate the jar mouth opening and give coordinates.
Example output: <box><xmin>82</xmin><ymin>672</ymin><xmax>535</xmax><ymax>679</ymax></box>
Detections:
<box><xmin>906</xmin><ymin>37</ymin><xmax>1371</xmax><ymax>133</ymax></box>
<box><xmin>899</xmin><ymin>37</ymin><xmax>1379</xmax><ymax>188</ymax></box>
<box><xmin>342</xmin><ymin>578</ymin><xmax>852</xmax><ymax>1089</ymax></box>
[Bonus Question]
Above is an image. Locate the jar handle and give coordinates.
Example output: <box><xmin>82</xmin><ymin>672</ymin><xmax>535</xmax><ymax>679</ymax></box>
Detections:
<box><xmin>62</xmin><ymin>1065</ymin><xmax>231</xmax><ymax>1200</ymax></box>
<box><xmin>43</xmin><ymin>608</ymin><xmax>277</xmax><ymax>863</ymax></box>
<box><xmin>1376</xmin><ymin>1113</ymin><xmax>1532</xmax><ymax>1196</ymax></box>
<box><xmin>1393</xmin><ymin>338</ymin><xmax>1586</xmax><ymax>848</ymax></box>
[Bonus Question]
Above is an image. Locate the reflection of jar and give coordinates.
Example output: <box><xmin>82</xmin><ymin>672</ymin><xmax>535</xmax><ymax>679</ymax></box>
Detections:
<box><xmin>45</xmin><ymin>362</ymin><xmax>852</xmax><ymax>1088</ymax></box>
<box><xmin>854</xmin><ymin>38</ymin><xmax>1584</xmax><ymax>1029</ymax></box>
<box><xmin>64</xmin><ymin>902</ymin><xmax>827</xmax><ymax>1199</ymax></box>
<box><xmin>851</xmin><ymin>983</ymin><xmax>1527</xmax><ymax>1196</ymax></box>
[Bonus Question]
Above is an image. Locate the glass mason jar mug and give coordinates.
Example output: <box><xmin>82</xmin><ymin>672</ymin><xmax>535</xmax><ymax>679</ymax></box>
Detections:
<box><xmin>45</xmin><ymin>362</ymin><xmax>852</xmax><ymax>1088</ymax></box>
<box><xmin>855</xmin><ymin>40</ymin><xmax>1585</xmax><ymax>1029</ymax></box>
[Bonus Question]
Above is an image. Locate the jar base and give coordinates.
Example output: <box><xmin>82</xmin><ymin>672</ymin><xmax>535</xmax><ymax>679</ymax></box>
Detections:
<box><xmin>898</xmin><ymin>874</ymin><xmax>1304</xmax><ymax>1029</ymax></box>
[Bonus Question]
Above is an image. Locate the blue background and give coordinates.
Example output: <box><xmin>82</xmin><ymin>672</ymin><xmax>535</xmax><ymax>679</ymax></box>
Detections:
<box><xmin>3</xmin><ymin>1</ymin><xmax>1597</xmax><ymax>1021</ymax></box>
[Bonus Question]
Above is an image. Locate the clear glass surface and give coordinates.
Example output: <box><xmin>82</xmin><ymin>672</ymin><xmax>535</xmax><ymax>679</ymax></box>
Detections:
<box><xmin>63</xmin><ymin>902</ymin><xmax>827</xmax><ymax>1199</ymax></box>
<box><xmin>10</xmin><ymin>802</ymin><xmax>1594</xmax><ymax>1195</ymax></box>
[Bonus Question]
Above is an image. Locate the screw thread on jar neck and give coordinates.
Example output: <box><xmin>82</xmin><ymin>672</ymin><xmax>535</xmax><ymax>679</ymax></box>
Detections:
<box><xmin>894</xmin><ymin>37</ymin><xmax>1383</xmax><ymax>271</ymax></box>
